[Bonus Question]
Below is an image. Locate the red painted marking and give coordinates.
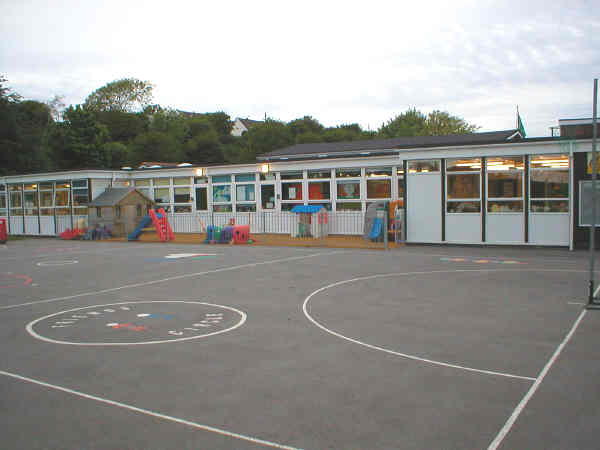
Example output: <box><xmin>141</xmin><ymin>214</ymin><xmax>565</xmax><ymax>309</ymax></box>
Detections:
<box><xmin>0</xmin><ymin>273</ymin><xmax>34</xmax><ymax>289</ymax></box>
<box><xmin>111</xmin><ymin>323</ymin><xmax>147</xmax><ymax>331</ymax></box>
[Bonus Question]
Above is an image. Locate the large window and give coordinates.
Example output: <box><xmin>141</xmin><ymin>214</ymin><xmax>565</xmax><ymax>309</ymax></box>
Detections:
<box><xmin>308</xmin><ymin>181</ymin><xmax>330</xmax><ymax>200</ymax></box>
<box><xmin>337</xmin><ymin>180</ymin><xmax>360</xmax><ymax>199</ymax></box>
<box><xmin>307</xmin><ymin>169</ymin><xmax>331</xmax><ymax>179</ymax></box>
<box><xmin>487</xmin><ymin>156</ymin><xmax>524</xmax><ymax>212</ymax></box>
<box><xmin>236</xmin><ymin>183</ymin><xmax>256</xmax><ymax>212</ymax></box>
<box><xmin>446</xmin><ymin>158</ymin><xmax>481</xmax><ymax>213</ymax></box>
<box><xmin>282</xmin><ymin>182</ymin><xmax>302</xmax><ymax>201</ymax></box>
<box><xmin>366</xmin><ymin>166</ymin><xmax>391</xmax><ymax>199</ymax></box>
<box><xmin>212</xmin><ymin>185</ymin><xmax>231</xmax><ymax>202</ymax></box>
<box><xmin>23</xmin><ymin>189</ymin><xmax>38</xmax><ymax>216</ymax></box>
<box><xmin>530</xmin><ymin>154</ymin><xmax>569</xmax><ymax>213</ymax></box>
<box><xmin>0</xmin><ymin>191</ymin><xmax>6</xmax><ymax>216</ymax></box>
<box><xmin>407</xmin><ymin>160</ymin><xmax>440</xmax><ymax>173</ymax></box>
<box><xmin>153</xmin><ymin>188</ymin><xmax>170</xmax><ymax>204</ymax></box>
<box><xmin>261</xmin><ymin>185</ymin><xmax>275</xmax><ymax>209</ymax></box>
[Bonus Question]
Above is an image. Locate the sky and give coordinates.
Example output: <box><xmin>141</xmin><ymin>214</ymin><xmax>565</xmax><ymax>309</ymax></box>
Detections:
<box><xmin>1</xmin><ymin>0</ymin><xmax>599</xmax><ymax>137</ymax></box>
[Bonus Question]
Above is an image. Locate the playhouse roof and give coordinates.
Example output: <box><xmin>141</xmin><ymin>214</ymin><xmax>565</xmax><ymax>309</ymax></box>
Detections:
<box><xmin>89</xmin><ymin>188</ymin><xmax>153</xmax><ymax>207</ymax></box>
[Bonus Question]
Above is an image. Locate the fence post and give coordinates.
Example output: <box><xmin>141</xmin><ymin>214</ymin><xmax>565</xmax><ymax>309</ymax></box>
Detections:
<box><xmin>384</xmin><ymin>213</ymin><xmax>388</xmax><ymax>250</ymax></box>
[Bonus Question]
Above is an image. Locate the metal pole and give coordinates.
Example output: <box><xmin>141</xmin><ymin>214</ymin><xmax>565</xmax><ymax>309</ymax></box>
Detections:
<box><xmin>589</xmin><ymin>78</ymin><xmax>598</xmax><ymax>305</ymax></box>
<box><xmin>384</xmin><ymin>210</ymin><xmax>389</xmax><ymax>250</ymax></box>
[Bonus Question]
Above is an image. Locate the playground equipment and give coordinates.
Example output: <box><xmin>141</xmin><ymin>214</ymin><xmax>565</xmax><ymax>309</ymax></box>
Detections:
<box><xmin>127</xmin><ymin>208</ymin><xmax>174</xmax><ymax>242</ymax></box>
<box><xmin>368</xmin><ymin>208</ymin><xmax>385</xmax><ymax>242</ymax></box>
<box><xmin>0</xmin><ymin>218</ymin><xmax>7</xmax><ymax>244</ymax></box>
<box><xmin>290</xmin><ymin>205</ymin><xmax>329</xmax><ymax>239</ymax></box>
<box><xmin>205</xmin><ymin>224</ymin><xmax>251</xmax><ymax>244</ymax></box>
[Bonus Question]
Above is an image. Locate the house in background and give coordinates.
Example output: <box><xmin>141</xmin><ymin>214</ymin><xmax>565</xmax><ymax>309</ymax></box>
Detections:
<box><xmin>88</xmin><ymin>188</ymin><xmax>154</xmax><ymax>238</ymax></box>
<box><xmin>231</xmin><ymin>118</ymin><xmax>263</xmax><ymax>136</ymax></box>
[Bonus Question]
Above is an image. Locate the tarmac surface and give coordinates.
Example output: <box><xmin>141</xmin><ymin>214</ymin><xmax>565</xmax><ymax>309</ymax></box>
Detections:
<box><xmin>1</xmin><ymin>238</ymin><xmax>599</xmax><ymax>449</ymax></box>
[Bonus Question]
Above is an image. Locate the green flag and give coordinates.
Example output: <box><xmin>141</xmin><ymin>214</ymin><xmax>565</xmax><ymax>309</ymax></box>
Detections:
<box><xmin>517</xmin><ymin>112</ymin><xmax>526</xmax><ymax>137</ymax></box>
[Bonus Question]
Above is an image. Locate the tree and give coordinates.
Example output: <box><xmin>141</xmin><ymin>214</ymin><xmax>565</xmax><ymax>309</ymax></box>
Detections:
<box><xmin>95</xmin><ymin>110</ymin><xmax>148</xmax><ymax>143</ymax></box>
<box><xmin>288</xmin><ymin>116</ymin><xmax>324</xmax><ymax>140</ymax></box>
<box><xmin>51</xmin><ymin>105</ymin><xmax>109</xmax><ymax>169</ymax></box>
<box><xmin>244</xmin><ymin>119</ymin><xmax>294</xmax><ymax>159</ymax></box>
<box><xmin>102</xmin><ymin>141</ymin><xmax>130</xmax><ymax>169</ymax></box>
<box><xmin>378</xmin><ymin>108</ymin><xmax>427</xmax><ymax>138</ymax></box>
<box><xmin>130</xmin><ymin>131</ymin><xmax>181</xmax><ymax>164</ymax></box>
<box><xmin>204</xmin><ymin>111</ymin><xmax>232</xmax><ymax>138</ymax></box>
<box><xmin>84</xmin><ymin>78</ymin><xmax>154</xmax><ymax>113</ymax></box>
<box><xmin>424</xmin><ymin>110</ymin><xmax>479</xmax><ymax>135</ymax></box>
<box><xmin>378</xmin><ymin>108</ymin><xmax>478</xmax><ymax>138</ymax></box>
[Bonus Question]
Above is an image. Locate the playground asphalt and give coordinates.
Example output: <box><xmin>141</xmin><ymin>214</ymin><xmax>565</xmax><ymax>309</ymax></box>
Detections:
<box><xmin>0</xmin><ymin>238</ymin><xmax>599</xmax><ymax>449</ymax></box>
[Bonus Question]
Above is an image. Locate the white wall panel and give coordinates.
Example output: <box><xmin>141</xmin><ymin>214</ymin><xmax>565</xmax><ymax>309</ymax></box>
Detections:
<box><xmin>529</xmin><ymin>213</ymin><xmax>569</xmax><ymax>246</ymax></box>
<box><xmin>407</xmin><ymin>174</ymin><xmax>442</xmax><ymax>243</ymax></box>
<box><xmin>40</xmin><ymin>216</ymin><xmax>56</xmax><ymax>235</ymax></box>
<box><xmin>445</xmin><ymin>214</ymin><xmax>481</xmax><ymax>243</ymax></box>
<box><xmin>486</xmin><ymin>214</ymin><xmax>524</xmax><ymax>244</ymax></box>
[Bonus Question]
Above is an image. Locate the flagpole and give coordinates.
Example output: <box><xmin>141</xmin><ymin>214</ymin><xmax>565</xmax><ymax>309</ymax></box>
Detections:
<box><xmin>589</xmin><ymin>78</ymin><xmax>598</xmax><ymax>305</ymax></box>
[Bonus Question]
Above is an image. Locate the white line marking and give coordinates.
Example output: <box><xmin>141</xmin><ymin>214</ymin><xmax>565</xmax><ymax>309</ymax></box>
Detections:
<box><xmin>1</xmin><ymin>251</ymin><xmax>343</xmax><ymax>310</ymax></box>
<box><xmin>26</xmin><ymin>301</ymin><xmax>247</xmax><ymax>346</ymax></box>
<box><xmin>594</xmin><ymin>284</ymin><xmax>600</xmax><ymax>299</ymax></box>
<box><xmin>0</xmin><ymin>369</ymin><xmax>302</xmax><ymax>450</ymax></box>
<box><xmin>487</xmin><ymin>308</ymin><xmax>587</xmax><ymax>450</ymax></box>
<box><xmin>36</xmin><ymin>260</ymin><xmax>79</xmax><ymax>266</ymax></box>
<box><xmin>568</xmin><ymin>302</ymin><xmax>585</xmax><ymax>305</ymax></box>
<box><xmin>301</xmin><ymin>269</ymin><xmax>583</xmax><ymax>381</ymax></box>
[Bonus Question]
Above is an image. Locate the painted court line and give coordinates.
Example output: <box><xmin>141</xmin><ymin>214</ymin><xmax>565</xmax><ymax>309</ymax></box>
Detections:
<box><xmin>0</xmin><ymin>369</ymin><xmax>302</xmax><ymax>450</ymax></box>
<box><xmin>0</xmin><ymin>251</ymin><xmax>344</xmax><ymax>310</ymax></box>
<box><xmin>303</xmin><ymin>268</ymin><xmax>588</xmax><ymax>381</ymax></box>
<box><xmin>487</xmin><ymin>308</ymin><xmax>587</xmax><ymax>450</ymax></box>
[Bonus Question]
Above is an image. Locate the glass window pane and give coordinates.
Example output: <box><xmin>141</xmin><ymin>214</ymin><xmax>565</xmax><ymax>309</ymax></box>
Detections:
<box><xmin>212</xmin><ymin>175</ymin><xmax>231</xmax><ymax>183</ymax></box>
<box><xmin>307</xmin><ymin>170</ymin><xmax>331</xmax><ymax>179</ymax></box>
<box><xmin>196</xmin><ymin>187</ymin><xmax>208</xmax><ymax>210</ymax></box>
<box><xmin>213</xmin><ymin>204</ymin><xmax>232</xmax><ymax>212</ymax></box>
<box><xmin>40</xmin><ymin>191</ymin><xmax>53</xmax><ymax>207</ymax></box>
<box><xmin>282</xmin><ymin>182</ymin><xmax>302</xmax><ymax>201</ymax></box>
<box><xmin>530</xmin><ymin>154</ymin><xmax>569</xmax><ymax>169</ymax></box>
<box><xmin>337</xmin><ymin>180</ymin><xmax>360</xmax><ymax>199</ymax></box>
<box><xmin>236</xmin><ymin>184</ymin><xmax>255</xmax><ymax>202</ymax></box>
<box><xmin>530</xmin><ymin>170</ymin><xmax>568</xmax><ymax>198</ymax></box>
<box><xmin>55</xmin><ymin>181</ymin><xmax>70</xmax><ymax>189</ymax></box>
<box><xmin>309</xmin><ymin>181</ymin><xmax>330</xmax><ymax>200</ymax></box>
<box><xmin>281</xmin><ymin>203</ymin><xmax>302</xmax><ymax>211</ymax></box>
<box><xmin>24</xmin><ymin>183</ymin><xmax>37</xmax><ymax>190</ymax></box>
<box><xmin>10</xmin><ymin>208</ymin><xmax>23</xmax><ymax>216</ymax></box>
<box><xmin>39</xmin><ymin>183</ymin><xmax>53</xmax><ymax>190</ymax></box>
<box><xmin>280</xmin><ymin>171</ymin><xmax>303</xmax><ymax>180</ymax></box>
<box><xmin>531</xmin><ymin>200</ymin><xmax>569</xmax><ymax>212</ymax></box>
<box><xmin>446</xmin><ymin>158</ymin><xmax>481</xmax><ymax>172</ymax></box>
<box><xmin>212</xmin><ymin>185</ymin><xmax>231</xmax><ymax>202</ymax></box>
<box><xmin>261</xmin><ymin>185</ymin><xmax>275</xmax><ymax>209</ymax></box>
<box><xmin>10</xmin><ymin>191</ymin><xmax>22</xmax><ymax>207</ymax></box>
<box><xmin>236</xmin><ymin>204</ymin><xmax>256</xmax><ymax>212</ymax></box>
<box><xmin>0</xmin><ymin>194</ymin><xmax>6</xmax><ymax>209</ymax></box>
<box><xmin>173</xmin><ymin>177</ymin><xmax>190</xmax><ymax>185</ymax></box>
<box><xmin>365</xmin><ymin>167</ymin><xmax>392</xmax><ymax>177</ymax></box>
<box><xmin>55</xmin><ymin>190</ymin><xmax>69</xmax><ymax>207</ymax></box>
<box><xmin>9</xmin><ymin>185</ymin><xmax>22</xmax><ymax>191</ymax></box>
<box><xmin>336</xmin><ymin>168</ymin><xmax>361</xmax><ymax>178</ymax></box>
<box><xmin>235</xmin><ymin>173</ymin><xmax>255</xmax><ymax>182</ymax></box>
<box><xmin>447</xmin><ymin>174</ymin><xmax>480</xmax><ymax>199</ymax></box>
<box><xmin>73</xmin><ymin>189</ymin><xmax>88</xmax><ymax>206</ymax></box>
<box><xmin>135</xmin><ymin>179</ymin><xmax>151</xmax><ymax>187</ymax></box>
<box><xmin>486</xmin><ymin>156</ymin><xmax>524</xmax><ymax>171</ymax></box>
<box><xmin>488</xmin><ymin>200</ymin><xmax>523</xmax><ymax>212</ymax></box>
<box><xmin>488</xmin><ymin>172</ymin><xmax>522</xmax><ymax>198</ymax></box>
<box><xmin>40</xmin><ymin>208</ymin><xmax>53</xmax><ymax>216</ymax></box>
<box><xmin>174</xmin><ymin>205</ymin><xmax>192</xmax><ymax>213</ymax></box>
<box><xmin>154</xmin><ymin>178</ymin><xmax>170</xmax><ymax>186</ymax></box>
<box><xmin>24</xmin><ymin>192</ymin><xmax>38</xmax><ymax>215</ymax></box>
<box><xmin>72</xmin><ymin>179</ymin><xmax>87</xmax><ymax>188</ymax></box>
<box><xmin>55</xmin><ymin>208</ymin><xmax>70</xmax><ymax>215</ymax></box>
<box><xmin>153</xmin><ymin>188</ymin><xmax>170</xmax><ymax>203</ymax></box>
<box><xmin>366</xmin><ymin>179</ymin><xmax>391</xmax><ymax>198</ymax></box>
<box><xmin>447</xmin><ymin>201</ymin><xmax>481</xmax><ymax>213</ymax></box>
<box><xmin>74</xmin><ymin>207</ymin><xmax>88</xmax><ymax>215</ymax></box>
<box><xmin>174</xmin><ymin>187</ymin><xmax>191</xmax><ymax>203</ymax></box>
<box><xmin>0</xmin><ymin>184</ymin><xmax>5</xmax><ymax>191</ymax></box>
<box><xmin>194</xmin><ymin>176</ymin><xmax>208</xmax><ymax>184</ymax></box>
<box><xmin>336</xmin><ymin>202</ymin><xmax>362</xmax><ymax>211</ymax></box>
<box><xmin>260</xmin><ymin>172</ymin><xmax>276</xmax><ymax>181</ymax></box>
<box><xmin>407</xmin><ymin>160</ymin><xmax>440</xmax><ymax>173</ymax></box>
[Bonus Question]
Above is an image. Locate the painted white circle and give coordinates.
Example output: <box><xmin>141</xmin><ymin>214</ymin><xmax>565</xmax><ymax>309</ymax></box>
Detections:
<box><xmin>36</xmin><ymin>260</ymin><xmax>79</xmax><ymax>266</ymax></box>
<box><xmin>26</xmin><ymin>301</ymin><xmax>246</xmax><ymax>346</ymax></box>
<box><xmin>302</xmin><ymin>269</ymin><xmax>580</xmax><ymax>381</ymax></box>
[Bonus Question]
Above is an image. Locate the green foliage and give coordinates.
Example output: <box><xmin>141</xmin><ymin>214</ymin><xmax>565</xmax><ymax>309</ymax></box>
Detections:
<box><xmin>378</xmin><ymin>108</ymin><xmax>478</xmax><ymax>138</ymax></box>
<box><xmin>102</xmin><ymin>141</ymin><xmax>130</xmax><ymax>169</ymax></box>
<box><xmin>288</xmin><ymin>116</ymin><xmax>324</xmax><ymax>140</ymax></box>
<box><xmin>94</xmin><ymin>110</ymin><xmax>148</xmax><ymax>143</ymax></box>
<box><xmin>131</xmin><ymin>131</ymin><xmax>181</xmax><ymax>164</ymax></box>
<box><xmin>84</xmin><ymin>78</ymin><xmax>154</xmax><ymax>113</ymax></box>
<box><xmin>51</xmin><ymin>105</ymin><xmax>109</xmax><ymax>169</ymax></box>
<box><xmin>245</xmin><ymin>119</ymin><xmax>294</xmax><ymax>159</ymax></box>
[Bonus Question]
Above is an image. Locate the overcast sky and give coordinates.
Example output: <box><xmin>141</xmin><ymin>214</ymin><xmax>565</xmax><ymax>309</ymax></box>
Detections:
<box><xmin>2</xmin><ymin>0</ymin><xmax>598</xmax><ymax>137</ymax></box>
